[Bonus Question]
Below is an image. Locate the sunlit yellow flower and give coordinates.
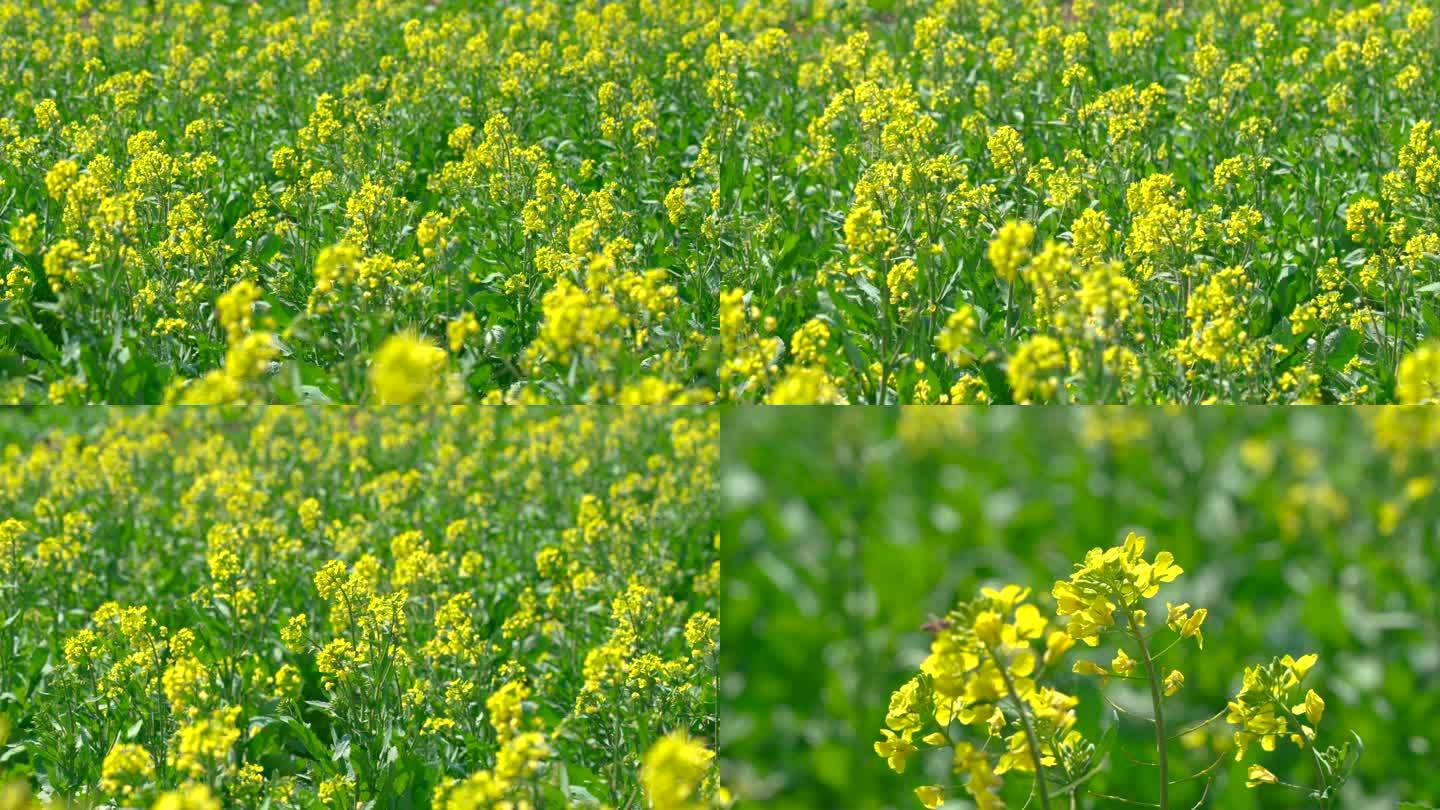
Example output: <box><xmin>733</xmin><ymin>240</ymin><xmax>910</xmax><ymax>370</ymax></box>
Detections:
<box><xmin>370</xmin><ymin>333</ymin><xmax>447</xmax><ymax>404</ymax></box>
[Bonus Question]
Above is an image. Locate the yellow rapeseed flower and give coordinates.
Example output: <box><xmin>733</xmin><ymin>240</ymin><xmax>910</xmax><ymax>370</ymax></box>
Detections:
<box><xmin>370</xmin><ymin>333</ymin><xmax>447</xmax><ymax>404</ymax></box>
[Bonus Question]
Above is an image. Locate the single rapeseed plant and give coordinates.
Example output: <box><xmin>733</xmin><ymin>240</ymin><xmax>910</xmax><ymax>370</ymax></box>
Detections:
<box><xmin>879</xmin><ymin>533</ymin><xmax>1361</xmax><ymax>809</ymax></box>
<box><xmin>1228</xmin><ymin>654</ymin><xmax>1360</xmax><ymax>808</ymax></box>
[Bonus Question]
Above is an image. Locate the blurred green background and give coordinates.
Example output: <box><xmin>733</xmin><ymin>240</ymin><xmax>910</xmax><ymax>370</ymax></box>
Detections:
<box><xmin>720</xmin><ymin>407</ymin><xmax>1439</xmax><ymax>810</ymax></box>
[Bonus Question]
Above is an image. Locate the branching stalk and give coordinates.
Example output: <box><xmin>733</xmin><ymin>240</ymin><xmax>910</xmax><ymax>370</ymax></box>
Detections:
<box><xmin>1306</xmin><ymin>727</ymin><xmax>1332</xmax><ymax>810</ymax></box>
<box><xmin>1126</xmin><ymin>609</ymin><xmax>1169</xmax><ymax>810</ymax></box>
<box><xmin>987</xmin><ymin>643</ymin><xmax>1053</xmax><ymax>810</ymax></box>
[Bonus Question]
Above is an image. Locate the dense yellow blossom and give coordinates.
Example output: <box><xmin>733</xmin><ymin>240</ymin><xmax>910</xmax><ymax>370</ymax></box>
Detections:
<box><xmin>708</xmin><ymin>0</ymin><xmax>1440</xmax><ymax>403</ymax></box>
<box><xmin>0</xmin><ymin>408</ymin><xmax>717</xmax><ymax>807</ymax></box>
<box><xmin>0</xmin><ymin>0</ymin><xmax>738</xmax><ymax>403</ymax></box>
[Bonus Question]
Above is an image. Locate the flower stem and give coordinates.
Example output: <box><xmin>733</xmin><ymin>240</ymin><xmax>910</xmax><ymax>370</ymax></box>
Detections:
<box><xmin>1307</xmin><ymin>737</ymin><xmax>1331</xmax><ymax>810</ymax></box>
<box><xmin>1127</xmin><ymin>610</ymin><xmax>1169</xmax><ymax>810</ymax></box>
<box><xmin>987</xmin><ymin>644</ymin><xmax>1053</xmax><ymax>810</ymax></box>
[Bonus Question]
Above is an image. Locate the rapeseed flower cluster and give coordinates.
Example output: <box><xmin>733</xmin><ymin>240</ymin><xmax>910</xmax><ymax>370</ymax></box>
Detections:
<box><xmin>719</xmin><ymin>0</ymin><xmax>1440</xmax><ymax>403</ymax></box>
<box><xmin>0</xmin><ymin>407</ymin><xmax>720</xmax><ymax>808</ymax></box>
<box><xmin>878</xmin><ymin>585</ymin><xmax>1090</xmax><ymax>809</ymax></box>
<box><xmin>878</xmin><ymin>533</ymin><xmax>1360</xmax><ymax>809</ymax></box>
<box><xmin>1227</xmin><ymin>654</ymin><xmax>1359</xmax><ymax>806</ymax></box>
<box><xmin>6</xmin><ymin>0</ymin><xmax>1438</xmax><ymax>402</ymax></box>
<box><xmin>0</xmin><ymin>0</ymin><xmax>763</xmax><ymax>404</ymax></box>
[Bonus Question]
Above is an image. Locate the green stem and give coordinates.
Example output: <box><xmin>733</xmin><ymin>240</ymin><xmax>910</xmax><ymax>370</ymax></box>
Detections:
<box><xmin>986</xmin><ymin>643</ymin><xmax>1053</xmax><ymax>810</ymax></box>
<box><xmin>1126</xmin><ymin>610</ymin><xmax>1169</xmax><ymax>810</ymax></box>
<box><xmin>1306</xmin><ymin>731</ymin><xmax>1331</xmax><ymax>810</ymax></box>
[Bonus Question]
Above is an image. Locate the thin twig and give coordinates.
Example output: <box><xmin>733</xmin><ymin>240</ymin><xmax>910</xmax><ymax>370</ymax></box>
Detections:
<box><xmin>1089</xmin><ymin>791</ymin><xmax>1162</xmax><ymax>807</ymax></box>
<box><xmin>1186</xmin><ymin>776</ymin><xmax>1214</xmax><ymax>810</ymax></box>
<box><xmin>1167</xmin><ymin>706</ymin><xmax>1227</xmax><ymax>742</ymax></box>
<box><xmin>1100</xmin><ymin>692</ymin><xmax>1155</xmax><ymax>723</ymax></box>
<box><xmin>1172</xmin><ymin>751</ymin><xmax>1229</xmax><ymax>783</ymax></box>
